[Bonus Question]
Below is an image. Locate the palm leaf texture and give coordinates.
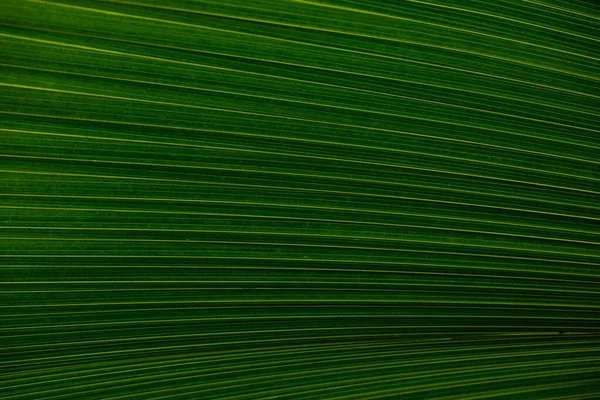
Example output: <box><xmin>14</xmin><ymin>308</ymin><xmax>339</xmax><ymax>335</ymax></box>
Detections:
<box><xmin>1</xmin><ymin>0</ymin><xmax>599</xmax><ymax>398</ymax></box>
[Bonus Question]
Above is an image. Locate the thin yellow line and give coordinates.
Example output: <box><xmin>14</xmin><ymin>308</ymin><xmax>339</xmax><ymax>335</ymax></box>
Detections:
<box><xmin>521</xmin><ymin>0</ymin><xmax>600</xmax><ymax>21</ymax></box>
<box><xmin>9</xmin><ymin>326</ymin><xmax>597</xmax><ymax>352</ymax></box>
<box><xmin>2</xmin><ymin>203</ymin><xmax>599</xmax><ymax>238</ymax></box>
<box><xmin>6</xmin><ymin>149</ymin><xmax>599</xmax><ymax>200</ymax></box>
<box><xmin>6</xmin><ymin>63</ymin><xmax>598</xmax><ymax>135</ymax></box>
<box><xmin>291</xmin><ymin>0</ymin><xmax>600</xmax><ymax>75</ymax></box>
<box><xmin>407</xmin><ymin>0</ymin><xmax>600</xmax><ymax>44</ymax></box>
<box><xmin>2</xmin><ymin>23</ymin><xmax>599</xmax><ymax>102</ymax></box>
<box><xmin>0</xmin><ymin>343</ymin><xmax>430</xmax><ymax>391</ymax></box>
<box><xmin>4</xmin><ymin>284</ymin><xmax>598</xmax><ymax>296</ymax></box>
<box><xmin>3</xmin><ymin>176</ymin><xmax>600</xmax><ymax>224</ymax></box>
<box><xmin>3</xmin><ymin>121</ymin><xmax>600</xmax><ymax>169</ymax></box>
<box><xmin>24</xmin><ymin>0</ymin><xmax>600</xmax><ymax>82</ymax></box>
<box><xmin>4</xmin><ymin>79</ymin><xmax>600</xmax><ymax>151</ymax></box>
<box><xmin>3</xmin><ymin>264</ymin><xmax>598</xmax><ymax>284</ymax></box>
<box><xmin>2</xmin><ymin>107</ymin><xmax>597</xmax><ymax>170</ymax></box>
<box><xmin>104</xmin><ymin>354</ymin><xmax>600</xmax><ymax>400</ymax></box>
<box><xmin>7</xmin><ymin>342</ymin><xmax>590</xmax><ymax>398</ymax></box>
<box><xmin>322</xmin><ymin>367</ymin><xmax>600</xmax><ymax>400</ymax></box>
<box><xmin>4</xmin><ymin>223</ymin><xmax>600</xmax><ymax>247</ymax></box>
<box><xmin>2</xmin><ymin>315</ymin><xmax>597</xmax><ymax>335</ymax></box>
<box><xmin>3</xmin><ymin>299</ymin><xmax>599</xmax><ymax>309</ymax></box>
<box><xmin>4</xmin><ymin>34</ymin><xmax>598</xmax><ymax>119</ymax></box>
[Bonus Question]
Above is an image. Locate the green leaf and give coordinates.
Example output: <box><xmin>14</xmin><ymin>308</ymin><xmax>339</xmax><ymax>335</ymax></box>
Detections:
<box><xmin>1</xmin><ymin>0</ymin><xmax>599</xmax><ymax>398</ymax></box>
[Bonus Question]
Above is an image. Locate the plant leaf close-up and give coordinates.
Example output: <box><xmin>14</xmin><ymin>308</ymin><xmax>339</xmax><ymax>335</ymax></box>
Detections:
<box><xmin>1</xmin><ymin>0</ymin><xmax>599</xmax><ymax>398</ymax></box>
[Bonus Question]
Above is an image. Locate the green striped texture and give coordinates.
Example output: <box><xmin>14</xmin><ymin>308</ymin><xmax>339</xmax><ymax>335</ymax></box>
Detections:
<box><xmin>1</xmin><ymin>0</ymin><xmax>599</xmax><ymax>398</ymax></box>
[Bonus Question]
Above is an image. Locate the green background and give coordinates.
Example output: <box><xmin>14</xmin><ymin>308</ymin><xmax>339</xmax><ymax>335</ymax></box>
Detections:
<box><xmin>1</xmin><ymin>0</ymin><xmax>599</xmax><ymax>398</ymax></box>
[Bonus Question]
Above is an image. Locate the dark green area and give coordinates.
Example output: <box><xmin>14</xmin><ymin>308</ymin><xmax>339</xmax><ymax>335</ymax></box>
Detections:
<box><xmin>1</xmin><ymin>0</ymin><xmax>599</xmax><ymax>398</ymax></box>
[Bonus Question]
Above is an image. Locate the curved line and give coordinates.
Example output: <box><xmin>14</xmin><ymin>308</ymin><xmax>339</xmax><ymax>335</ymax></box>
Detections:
<box><xmin>23</xmin><ymin>0</ymin><xmax>600</xmax><ymax>83</ymax></box>
<box><xmin>3</xmin><ymin>24</ymin><xmax>599</xmax><ymax>102</ymax></box>
<box><xmin>6</xmin><ymin>63</ymin><xmax>599</xmax><ymax>136</ymax></box>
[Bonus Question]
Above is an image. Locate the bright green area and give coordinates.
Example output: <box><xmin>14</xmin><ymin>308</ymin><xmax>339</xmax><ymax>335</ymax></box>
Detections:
<box><xmin>1</xmin><ymin>0</ymin><xmax>599</xmax><ymax>398</ymax></box>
